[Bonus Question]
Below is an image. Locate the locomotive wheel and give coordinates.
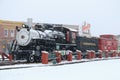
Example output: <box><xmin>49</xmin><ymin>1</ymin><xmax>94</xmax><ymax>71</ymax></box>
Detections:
<box><xmin>27</xmin><ymin>54</ymin><xmax>35</xmax><ymax>63</ymax></box>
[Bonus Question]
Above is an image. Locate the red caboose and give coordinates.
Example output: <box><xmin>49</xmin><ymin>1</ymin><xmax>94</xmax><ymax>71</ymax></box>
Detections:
<box><xmin>98</xmin><ymin>35</ymin><xmax>118</xmax><ymax>52</ymax></box>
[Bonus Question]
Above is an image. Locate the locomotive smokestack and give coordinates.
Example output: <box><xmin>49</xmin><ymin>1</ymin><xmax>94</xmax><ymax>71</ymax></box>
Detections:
<box><xmin>26</xmin><ymin>18</ymin><xmax>33</xmax><ymax>28</ymax></box>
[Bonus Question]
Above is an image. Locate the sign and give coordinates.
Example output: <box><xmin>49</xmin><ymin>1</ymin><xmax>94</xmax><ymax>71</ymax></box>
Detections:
<box><xmin>82</xmin><ymin>21</ymin><xmax>91</xmax><ymax>37</ymax></box>
<box><xmin>82</xmin><ymin>22</ymin><xmax>91</xmax><ymax>34</ymax></box>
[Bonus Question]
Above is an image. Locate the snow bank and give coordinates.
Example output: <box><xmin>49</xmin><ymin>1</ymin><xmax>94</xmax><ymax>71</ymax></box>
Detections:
<box><xmin>0</xmin><ymin>59</ymin><xmax>120</xmax><ymax>80</ymax></box>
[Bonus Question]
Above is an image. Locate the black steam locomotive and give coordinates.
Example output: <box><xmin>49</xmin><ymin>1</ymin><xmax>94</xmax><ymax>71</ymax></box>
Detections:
<box><xmin>11</xmin><ymin>24</ymin><xmax>98</xmax><ymax>62</ymax></box>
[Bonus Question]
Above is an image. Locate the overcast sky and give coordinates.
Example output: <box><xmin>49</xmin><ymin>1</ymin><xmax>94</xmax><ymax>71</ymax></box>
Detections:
<box><xmin>0</xmin><ymin>0</ymin><xmax>120</xmax><ymax>36</ymax></box>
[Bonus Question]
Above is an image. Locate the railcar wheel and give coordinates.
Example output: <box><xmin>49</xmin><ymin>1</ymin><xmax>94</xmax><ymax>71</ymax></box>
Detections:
<box><xmin>27</xmin><ymin>54</ymin><xmax>34</xmax><ymax>63</ymax></box>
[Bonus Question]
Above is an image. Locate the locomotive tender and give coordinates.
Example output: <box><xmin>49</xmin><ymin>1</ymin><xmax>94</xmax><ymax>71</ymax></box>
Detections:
<box><xmin>11</xmin><ymin>24</ymin><xmax>118</xmax><ymax>62</ymax></box>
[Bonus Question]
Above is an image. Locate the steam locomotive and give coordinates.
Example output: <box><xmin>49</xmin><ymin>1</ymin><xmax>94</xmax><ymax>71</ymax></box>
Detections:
<box><xmin>10</xmin><ymin>24</ymin><xmax>117</xmax><ymax>62</ymax></box>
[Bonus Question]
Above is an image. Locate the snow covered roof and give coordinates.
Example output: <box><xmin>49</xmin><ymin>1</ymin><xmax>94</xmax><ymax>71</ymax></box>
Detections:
<box><xmin>64</xmin><ymin>26</ymin><xmax>78</xmax><ymax>32</ymax></box>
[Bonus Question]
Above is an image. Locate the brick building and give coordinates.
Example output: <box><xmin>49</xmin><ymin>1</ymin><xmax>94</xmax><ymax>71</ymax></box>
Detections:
<box><xmin>0</xmin><ymin>20</ymin><xmax>23</xmax><ymax>53</ymax></box>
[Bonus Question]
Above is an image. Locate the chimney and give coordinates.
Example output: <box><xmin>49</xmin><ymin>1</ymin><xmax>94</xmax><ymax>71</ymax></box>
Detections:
<box><xmin>26</xmin><ymin>18</ymin><xmax>33</xmax><ymax>28</ymax></box>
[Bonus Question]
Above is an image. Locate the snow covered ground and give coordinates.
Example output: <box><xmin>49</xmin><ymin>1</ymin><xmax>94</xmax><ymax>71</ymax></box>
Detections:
<box><xmin>0</xmin><ymin>59</ymin><xmax>120</xmax><ymax>80</ymax></box>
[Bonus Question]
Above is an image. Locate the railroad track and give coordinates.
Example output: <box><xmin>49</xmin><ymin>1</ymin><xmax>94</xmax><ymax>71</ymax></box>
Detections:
<box><xmin>0</xmin><ymin>57</ymin><xmax>120</xmax><ymax>70</ymax></box>
<box><xmin>0</xmin><ymin>60</ymin><xmax>27</xmax><ymax>66</ymax></box>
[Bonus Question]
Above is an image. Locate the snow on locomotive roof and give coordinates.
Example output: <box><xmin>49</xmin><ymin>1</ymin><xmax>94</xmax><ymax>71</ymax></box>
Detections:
<box><xmin>63</xmin><ymin>26</ymin><xmax>78</xmax><ymax>32</ymax></box>
<box><xmin>34</xmin><ymin>23</ymin><xmax>79</xmax><ymax>32</ymax></box>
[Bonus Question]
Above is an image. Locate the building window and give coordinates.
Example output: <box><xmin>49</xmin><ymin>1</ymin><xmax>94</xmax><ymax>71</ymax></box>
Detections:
<box><xmin>10</xmin><ymin>30</ymin><xmax>14</xmax><ymax>37</ymax></box>
<box><xmin>4</xmin><ymin>29</ymin><xmax>8</xmax><ymax>37</ymax></box>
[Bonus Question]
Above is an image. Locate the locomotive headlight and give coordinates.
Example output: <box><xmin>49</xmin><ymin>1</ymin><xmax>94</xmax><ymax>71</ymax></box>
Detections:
<box><xmin>22</xmin><ymin>24</ymin><xmax>26</xmax><ymax>28</ymax></box>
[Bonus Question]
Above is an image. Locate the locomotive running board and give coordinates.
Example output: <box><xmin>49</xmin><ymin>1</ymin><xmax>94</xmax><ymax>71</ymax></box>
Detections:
<box><xmin>0</xmin><ymin>57</ymin><xmax>120</xmax><ymax>70</ymax></box>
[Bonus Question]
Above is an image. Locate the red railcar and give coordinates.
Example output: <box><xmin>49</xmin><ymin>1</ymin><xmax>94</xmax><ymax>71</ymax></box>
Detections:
<box><xmin>98</xmin><ymin>35</ymin><xmax>118</xmax><ymax>51</ymax></box>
